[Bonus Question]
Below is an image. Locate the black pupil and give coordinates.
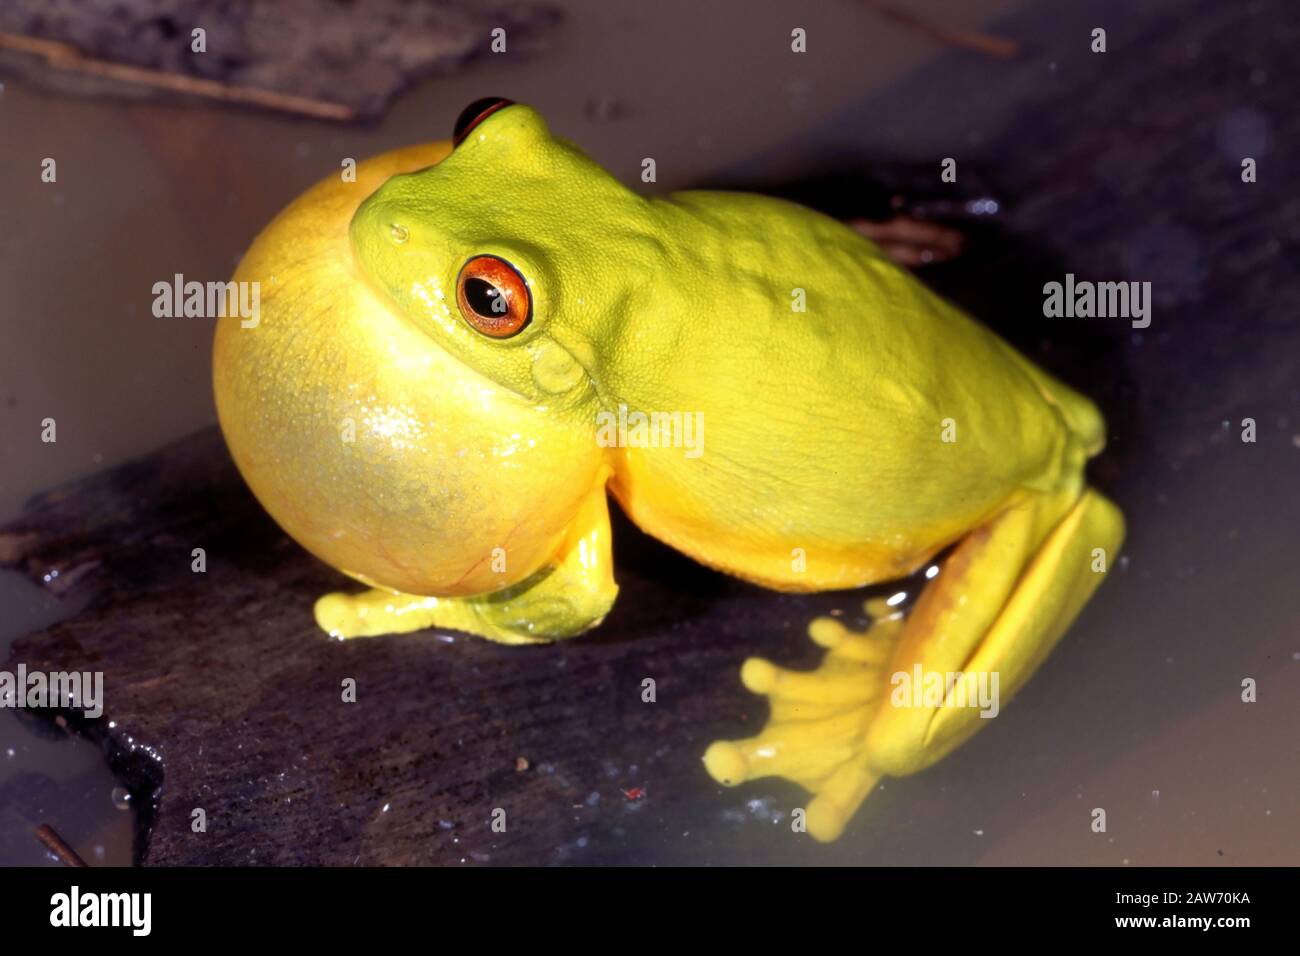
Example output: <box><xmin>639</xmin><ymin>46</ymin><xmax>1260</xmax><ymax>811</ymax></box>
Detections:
<box><xmin>465</xmin><ymin>278</ymin><xmax>507</xmax><ymax>317</ymax></box>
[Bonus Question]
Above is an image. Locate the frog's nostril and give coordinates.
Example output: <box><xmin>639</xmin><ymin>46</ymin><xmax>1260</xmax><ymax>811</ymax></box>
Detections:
<box><xmin>453</xmin><ymin>97</ymin><xmax>514</xmax><ymax>147</ymax></box>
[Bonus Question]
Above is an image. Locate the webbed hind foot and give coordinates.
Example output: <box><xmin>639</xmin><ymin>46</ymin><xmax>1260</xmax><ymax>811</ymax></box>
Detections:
<box><xmin>703</xmin><ymin>598</ymin><xmax>904</xmax><ymax>842</ymax></box>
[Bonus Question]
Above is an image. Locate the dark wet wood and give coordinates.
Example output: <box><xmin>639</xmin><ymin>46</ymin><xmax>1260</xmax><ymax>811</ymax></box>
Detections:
<box><xmin>1</xmin><ymin>427</ymin><xmax>867</xmax><ymax>865</ymax></box>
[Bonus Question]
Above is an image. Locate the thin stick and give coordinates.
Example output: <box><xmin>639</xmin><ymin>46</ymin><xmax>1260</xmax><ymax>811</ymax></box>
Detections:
<box><xmin>35</xmin><ymin>823</ymin><xmax>89</xmax><ymax>867</ymax></box>
<box><xmin>0</xmin><ymin>30</ymin><xmax>357</xmax><ymax>121</ymax></box>
<box><xmin>863</xmin><ymin>1</ymin><xmax>1021</xmax><ymax>59</ymax></box>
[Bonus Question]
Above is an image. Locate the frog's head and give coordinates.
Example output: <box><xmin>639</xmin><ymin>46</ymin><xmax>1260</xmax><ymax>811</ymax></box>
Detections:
<box><xmin>348</xmin><ymin>98</ymin><xmax>649</xmax><ymax>405</ymax></box>
<box><xmin>213</xmin><ymin>107</ymin><xmax>619</xmax><ymax>600</ymax></box>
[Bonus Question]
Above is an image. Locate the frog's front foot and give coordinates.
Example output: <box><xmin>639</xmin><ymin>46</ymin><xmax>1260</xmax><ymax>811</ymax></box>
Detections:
<box><xmin>315</xmin><ymin>482</ymin><xmax>619</xmax><ymax>645</ymax></box>
<box><xmin>315</xmin><ymin>587</ymin><xmax>544</xmax><ymax>644</ymax></box>
<box><xmin>314</xmin><ymin>557</ymin><xmax>617</xmax><ymax>646</ymax></box>
<box><xmin>704</xmin><ymin>598</ymin><xmax>904</xmax><ymax>842</ymax></box>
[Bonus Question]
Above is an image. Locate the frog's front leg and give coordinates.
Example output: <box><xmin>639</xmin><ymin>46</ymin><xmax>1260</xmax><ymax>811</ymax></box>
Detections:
<box><xmin>704</xmin><ymin>485</ymin><xmax>1124</xmax><ymax>842</ymax></box>
<box><xmin>314</xmin><ymin>484</ymin><xmax>617</xmax><ymax>645</ymax></box>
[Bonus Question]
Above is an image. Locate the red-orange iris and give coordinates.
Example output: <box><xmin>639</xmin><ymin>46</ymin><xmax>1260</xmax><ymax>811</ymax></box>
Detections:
<box><xmin>455</xmin><ymin>255</ymin><xmax>532</xmax><ymax>338</ymax></box>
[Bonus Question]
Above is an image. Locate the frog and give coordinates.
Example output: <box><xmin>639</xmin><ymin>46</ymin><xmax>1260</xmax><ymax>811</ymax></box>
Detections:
<box><xmin>213</xmin><ymin>98</ymin><xmax>1124</xmax><ymax>842</ymax></box>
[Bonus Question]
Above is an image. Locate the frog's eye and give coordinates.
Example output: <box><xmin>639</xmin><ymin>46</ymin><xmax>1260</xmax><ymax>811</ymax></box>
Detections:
<box><xmin>453</xmin><ymin>97</ymin><xmax>514</xmax><ymax>147</ymax></box>
<box><xmin>456</xmin><ymin>255</ymin><xmax>532</xmax><ymax>339</ymax></box>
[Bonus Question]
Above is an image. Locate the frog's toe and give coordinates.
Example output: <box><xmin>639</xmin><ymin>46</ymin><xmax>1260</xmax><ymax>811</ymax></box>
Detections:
<box><xmin>741</xmin><ymin>655</ymin><xmax>883</xmax><ymax>719</ymax></box>
<box><xmin>313</xmin><ymin>587</ymin><xmax>479</xmax><ymax>640</ymax></box>
<box><xmin>704</xmin><ymin>606</ymin><xmax>904</xmax><ymax>840</ymax></box>
<box><xmin>703</xmin><ymin>707</ymin><xmax>866</xmax><ymax>791</ymax></box>
<box><xmin>314</xmin><ymin>590</ymin><xmax>364</xmax><ymax>639</ymax></box>
<box><xmin>701</xmin><ymin>740</ymin><xmax>751</xmax><ymax>787</ymax></box>
<box><xmin>806</xmin><ymin>760</ymin><xmax>882</xmax><ymax>842</ymax></box>
<box><xmin>808</xmin><ymin>606</ymin><xmax>904</xmax><ymax>660</ymax></box>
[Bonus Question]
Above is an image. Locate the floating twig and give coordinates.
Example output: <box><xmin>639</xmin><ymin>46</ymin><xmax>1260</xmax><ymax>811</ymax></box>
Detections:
<box><xmin>863</xmin><ymin>1</ymin><xmax>1021</xmax><ymax>59</ymax></box>
<box><xmin>0</xmin><ymin>30</ymin><xmax>357</xmax><ymax>121</ymax></box>
<box><xmin>35</xmin><ymin>823</ymin><xmax>89</xmax><ymax>868</ymax></box>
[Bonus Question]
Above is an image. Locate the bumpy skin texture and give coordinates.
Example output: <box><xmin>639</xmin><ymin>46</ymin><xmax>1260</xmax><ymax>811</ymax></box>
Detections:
<box><xmin>213</xmin><ymin>104</ymin><xmax>1125</xmax><ymax>839</ymax></box>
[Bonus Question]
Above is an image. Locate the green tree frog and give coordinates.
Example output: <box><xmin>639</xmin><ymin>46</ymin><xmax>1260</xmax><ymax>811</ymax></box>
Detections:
<box><xmin>213</xmin><ymin>99</ymin><xmax>1124</xmax><ymax>842</ymax></box>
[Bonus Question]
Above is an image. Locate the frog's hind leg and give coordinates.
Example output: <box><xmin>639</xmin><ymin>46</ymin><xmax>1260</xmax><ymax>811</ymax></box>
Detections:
<box><xmin>705</xmin><ymin>486</ymin><xmax>1124</xmax><ymax>842</ymax></box>
<box><xmin>703</xmin><ymin>598</ymin><xmax>906</xmax><ymax>842</ymax></box>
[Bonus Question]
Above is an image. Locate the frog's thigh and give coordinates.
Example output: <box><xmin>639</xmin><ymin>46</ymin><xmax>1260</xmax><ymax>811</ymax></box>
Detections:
<box><xmin>705</xmin><ymin>487</ymin><xmax>1123</xmax><ymax>842</ymax></box>
<box><xmin>314</xmin><ymin>485</ymin><xmax>618</xmax><ymax>645</ymax></box>
<box><xmin>866</xmin><ymin>487</ymin><xmax>1123</xmax><ymax>774</ymax></box>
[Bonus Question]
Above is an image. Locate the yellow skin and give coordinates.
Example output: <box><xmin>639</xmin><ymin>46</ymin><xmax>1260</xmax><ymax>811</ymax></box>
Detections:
<box><xmin>213</xmin><ymin>102</ymin><xmax>1124</xmax><ymax>842</ymax></box>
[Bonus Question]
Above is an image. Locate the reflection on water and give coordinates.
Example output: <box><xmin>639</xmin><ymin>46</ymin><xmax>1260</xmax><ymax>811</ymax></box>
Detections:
<box><xmin>0</xmin><ymin>570</ymin><xmax>133</xmax><ymax>866</ymax></box>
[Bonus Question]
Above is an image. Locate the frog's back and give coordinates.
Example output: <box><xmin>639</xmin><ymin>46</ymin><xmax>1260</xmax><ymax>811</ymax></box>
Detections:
<box><xmin>600</xmin><ymin>190</ymin><xmax>1102</xmax><ymax>590</ymax></box>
